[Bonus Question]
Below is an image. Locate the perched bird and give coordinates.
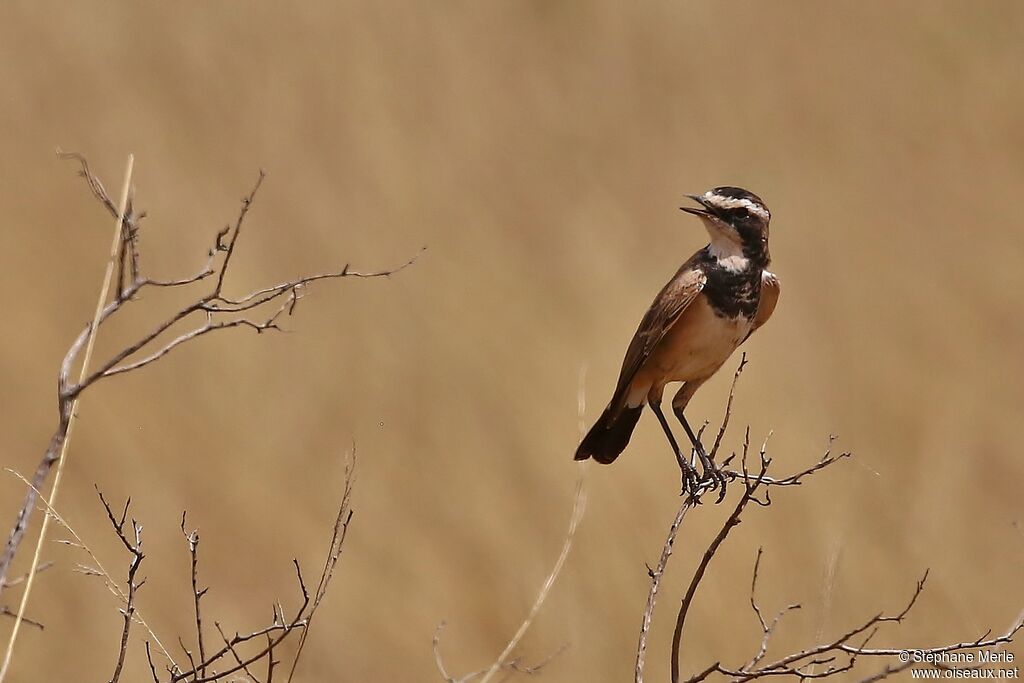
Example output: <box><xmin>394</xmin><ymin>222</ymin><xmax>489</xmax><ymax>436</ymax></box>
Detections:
<box><xmin>574</xmin><ymin>187</ymin><xmax>780</xmax><ymax>496</ymax></box>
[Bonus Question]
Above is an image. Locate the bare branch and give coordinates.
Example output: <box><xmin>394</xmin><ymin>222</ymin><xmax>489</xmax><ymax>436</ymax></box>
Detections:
<box><xmin>0</xmin><ymin>608</ymin><xmax>44</xmax><ymax>631</ymax></box>
<box><xmin>722</xmin><ymin>437</ymin><xmax>851</xmax><ymax>489</ymax></box>
<box><xmin>145</xmin><ymin>642</ymin><xmax>160</xmax><ymax>683</ymax></box>
<box><xmin>709</xmin><ymin>353</ymin><xmax>747</xmax><ymax>461</ymax></box>
<box><xmin>266</xmin><ymin>621</ymin><xmax>278</xmax><ymax>682</ymax></box>
<box><xmin>639</xmin><ymin>356</ymin><xmax>754</xmax><ymax>683</ymax></box>
<box><xmin>433</xmin><ymin>622</ymin><xmax>457</xmax><ymax>682</ymax></box>
<box><xmin>97</xmin><ymin>490</ymin><xmax>145</xmax><ymax>683</ymax></box>
<box><xmin>636</xmin><ymin>499</ymin><xmax>696</xmax><ymax>683</ymax></box>
<box><xmin>149</xmin><ymin>461</ymin><xmax>357</xmax><ymax>683</ymax></box>
<box><xmin>55</xmin><ymin>150</ymin><xmax>119</xmax><ymax>216</ymax></box>
<box><xmin>671</xmin><ymin>440</ymin><xmax>770</xmax><ymax>683</ymax></box>
<box><xmin>215</xmin><ymin>622</ymin><xmax>262</xmax><ymax>683</ymax></box>
<box><xmin>143</xmin><ymin>248</ymin><xmax>217</xmax><ymax>288</ymax></box>
<box><xmin>744</xmin><ymin>549</ymin><xmax>800</xmax><ymax>670</ymax></box>
<box><xmin>181</xmin><ymin>514</ymin><xmax>208</xmax><ymax>679</ymax></box>
<box><xmin>5</xmin><ymin>471</ymin><xmax>176</xmax><ymax>667</ymax></box>
<box><xmin>634</xmin><ymin>359</ymin><xmax>1021</xmax><ymax>683</ymax></box>
<box><xmin>0</xmin><ymin>154</ymin><xmax>418</xmax><ymax>597</ymax></box>
<box><xmin>214</xmin><ymin>170</ymin><xmax>265</xmax><ymax>296</ymax></box>
<box><xmin>286</xmin><ymin>448</ymin><xmax>357</xmax><ymax>682</ymax></box>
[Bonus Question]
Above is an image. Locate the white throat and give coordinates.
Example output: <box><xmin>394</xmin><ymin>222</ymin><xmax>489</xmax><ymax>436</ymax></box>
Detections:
<box><xmin>707</xmin><ymin>234</ymin><xmax>750</xmax><ymax>273</ymax></box>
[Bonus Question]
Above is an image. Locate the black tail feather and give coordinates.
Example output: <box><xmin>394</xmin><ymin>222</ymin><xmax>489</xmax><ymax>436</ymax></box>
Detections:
<box><xmin>574</xmin><ymin>404</ymin><xmax>643</xmax><ymax>464</ymax></box>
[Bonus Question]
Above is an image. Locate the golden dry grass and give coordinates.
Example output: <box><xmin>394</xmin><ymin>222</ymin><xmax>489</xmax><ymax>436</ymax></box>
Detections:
<box><xmin>1</xmin><ymin>2</ymin><xmax>1022</xmax><ymax>681</ymax></box>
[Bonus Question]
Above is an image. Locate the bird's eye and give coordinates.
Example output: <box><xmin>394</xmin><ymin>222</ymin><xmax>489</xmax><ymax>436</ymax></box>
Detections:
<box><xmin>733</xmin><ymin>208</ymin><xmax>748</xmax><ymax>219</ymax></box>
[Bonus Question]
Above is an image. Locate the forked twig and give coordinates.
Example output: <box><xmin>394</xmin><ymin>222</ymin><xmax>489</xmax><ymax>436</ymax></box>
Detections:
<box><xmin>744</xmin><ymin>549</ymin><xmax>800</xmax><ymax>670</ymax></box>
<box><xmin>0</xmin><ymin>153</ymin><xmax>419</xmax><ymax>606</ymax></box>
<box><xmin>0</xmin><ymin>152</ymin><xmax>392</xmax><ymax>680</ymax></box>
<box><xmin>632</xmin><ymin>360</ymin><xmax>1020</xmax><ymax>683</ymax></box>
<box><xmin>670</xmin><ymin>434</ymin><xmax>771</xmax><ymax>683</ymax></box>
<box><xmin>638</xmin><ymin>355</ymin><xmax>751</xmax><ymax>682</ymax></box>
<box><xmin>79</xmin><ymin>457</ymin><xmax>358</xmax><ymax>683</ymax></box>
<box><xmin>4</xmin><ymin>470</ymin><xmax>175</xmax><ymax>665</ymax></box>
<box><xmin>97</xmin><ymin>490</ymin><xmax>146</xmax><ymax>683</ymax></box>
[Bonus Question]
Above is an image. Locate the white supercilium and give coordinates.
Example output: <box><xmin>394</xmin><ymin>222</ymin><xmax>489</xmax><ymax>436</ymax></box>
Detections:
<box><xmin>703</xmin><ymin>191</ymin><xmax>770</xmax><ymax>221</ymax></box>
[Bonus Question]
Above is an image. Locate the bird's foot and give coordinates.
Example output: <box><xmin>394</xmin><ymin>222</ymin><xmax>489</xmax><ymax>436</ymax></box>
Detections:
<box><xmin>678</xmin><ymin>461</ymin><xmax>702</xmax><ymax>500</ymax></box>
<box><xmin>694</xmin><ymin>446</ymin><xmax>728</xmax><ymax>503</ymax></box>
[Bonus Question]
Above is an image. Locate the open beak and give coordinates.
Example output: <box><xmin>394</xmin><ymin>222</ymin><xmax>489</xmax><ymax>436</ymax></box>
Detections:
<box><xmin>680</xmin><ymin>193</ymin><xmax>715</xmax><ymax>218</ymax></box>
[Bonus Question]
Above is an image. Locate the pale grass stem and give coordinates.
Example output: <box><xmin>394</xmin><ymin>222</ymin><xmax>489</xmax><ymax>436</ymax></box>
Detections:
<box><xmin>474</xmin><ymin>365</ymin><xmax>591</xmax><ymax>683</ymax></box>
<box><xmin>3</xmin><ymin>470</ymin><xmax>175</xmax><ymax>668</ymax></box>
<box><xmin>0</xmin><ymin>155</ymin><xmax>134</xmax><ymax>682</ymax></box>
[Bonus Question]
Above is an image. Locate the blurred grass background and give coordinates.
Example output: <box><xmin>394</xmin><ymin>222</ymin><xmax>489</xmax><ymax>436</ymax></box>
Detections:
<box><xmin>1</xmin><ymin>1</ymin><xmax>1022</xmax><ymax>680</ymax></box>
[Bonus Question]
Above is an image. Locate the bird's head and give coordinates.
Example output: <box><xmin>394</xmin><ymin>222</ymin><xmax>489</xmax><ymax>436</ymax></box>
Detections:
<box><xmin>681</xmin><ymin>186</ymin><xmax>771</xmax><ymax>269</ymax></box>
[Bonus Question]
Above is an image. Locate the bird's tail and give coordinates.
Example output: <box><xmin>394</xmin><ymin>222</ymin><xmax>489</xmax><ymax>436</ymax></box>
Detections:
<box><xmin>574</xmin><ymin>404</ymin><xmax>643</xmax><ymax>464</ymax></box>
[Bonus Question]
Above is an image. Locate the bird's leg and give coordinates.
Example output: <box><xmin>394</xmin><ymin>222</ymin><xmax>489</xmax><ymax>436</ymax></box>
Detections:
<box><xmin>676</xmin><ymin>411</ymin><xmax>727</xmax><ymax>501</ymax></box>
<box><xmin>672</xmin><ymin>384</ymin><xmax>727</xmax><ymax>502</ymax></box>
<box><xmin>647</xmin><ymin>397</ymin><xmax>699</xmax><ymax>496</ymax></box>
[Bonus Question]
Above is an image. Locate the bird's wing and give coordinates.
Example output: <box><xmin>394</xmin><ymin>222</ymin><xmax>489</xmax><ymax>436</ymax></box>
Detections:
<box><xmin>744</xmin><ymin>270</ymin><xmax>780</xmax><ymax>342</ymax></box>
<box><xmin>610</xmin><ymin>258</ymin><xmax>707</xmax><ymax>408</ymax></box>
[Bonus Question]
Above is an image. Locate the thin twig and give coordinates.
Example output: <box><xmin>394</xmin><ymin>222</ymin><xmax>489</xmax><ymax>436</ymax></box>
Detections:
<box><xmin>744</xmin><ymin>549</ymin><xmax>800</xmax><ymax>670</ymax></box>
<box><xmin>671</xmin><ymin>437</ymin><xmax>770</xmax><ymax>683</ymax></box>
<box><xmin>638</xmin><ymin>356</ymin><xmax>750</xmax><ymax>683</ymax></box>
<box><xmin>285</xmin><ymin>448</ymin><xmax>357</xmax><ymax>682</ymax></box>
<box><xmin>145</xmin><ymin>642</ymin><xmax>160</xmax><ymax>683</ymax></box>
<box><xmin>181</xmin><ymin>514</ymin><xmax>208</xmax><ymax>679</ymax></box>
<box><xmin>709</xmin><ymin>354</ymin><xmax>747</xmax><ymax>461</ymax></box>
<box><xmin>678</xmin><ymin>544</ymin><xmax>1022</xmax><ymax>682</ymax></box>
<box><xmin>635</xmin><ymin>500</ymin><xmax>696</xmax><ymax>683</ymax></box>
<box><xmin>98</xmin><ymin>491</ymin><xmax>145</xmax><ymax>683</ymax></box>
<box><xmin>0</xmin><ymin>608</ymin><xmax>43</xmax><ymax>631</ymax></box>
<box><xmin>214</xmin><ymin>170</ymin><xmax>265</xmax><ymax>295</ymax></box>
<box><xmin>3</xmin><ymin>470</ymin><xmax>175</xmax><ymax>666</ymax></box>
<box><xmin>633</xmin><ymin>359</ymin><xmax>1019</xmax><ymax>683</ymax></box>
<box><xmin>215</xmin><ymin>622</ymin><xmax>262</xmax><ymax>683</ymax></box>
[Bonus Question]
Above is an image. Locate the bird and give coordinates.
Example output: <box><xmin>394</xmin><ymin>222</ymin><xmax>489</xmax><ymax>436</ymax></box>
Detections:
<box><xmin>574</xmin><ymin>186</ymin><xmax>780</xmax><ymax>497</ymax></box>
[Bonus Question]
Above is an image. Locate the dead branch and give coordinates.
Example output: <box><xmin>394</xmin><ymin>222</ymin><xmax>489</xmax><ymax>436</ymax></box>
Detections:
<box><xmin>636</xmin><ymin>499</ymin><xmax>696</xmax><ymax>682</ymax></box>
<box><xmin>285</xmin><ymin>448</ymin><xmax>357</xmax><ymax>682</ymax></box>
<box><xmin>5</xmin><ymin>470</ymin><xmax>174</xmax><ymax>664</ymax></box>
<box><xmin>638</xmin><ymin>354</ymin><xmax>813</xmax><ymax>683</ymax></box>
<box><xmin>0</xmin><ymin>153</ymin><xmax>420</xmax><ymax>598</ymax></box>
<box><xmin>670</xmin><ymin>434</ymin><xmax>771</xmax><ymax>682</ymax></box>
<box><xmin>678</xmin><ymin>555</ymin><xmax>1022</xmax><ymax>683</ymax></box>
<box><xmin>86</xmin><ymin>458</ymin><xmax>356</xmax><ymax>682</ymax></box>
<box><xmin>180</xmin><ymin>514</ymin><xmax>208</xmax><ymax>679</ymax></box>
<box><xmin>145</xmin><ymin>642</ymin><xmax>159</xmax><ymax>683</ymax></box>
<box><xmin>744</xmin><ymin>548</ymin><xmax>800</xmax><ymax>671</ymax></box>
<box><xmin>97</xmin><ymin>489</ymin><xmax>145</xmax><ymax>683</ymax></box>
<box><xmin>0</xmin><ymin>608</ymin><xmax>43</xmax><ymax>631</ymax></box>
<box><xmin>632</xmin><ymin>357</ymin><xmax>1021</xmax><ymax>683</ymax></box>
